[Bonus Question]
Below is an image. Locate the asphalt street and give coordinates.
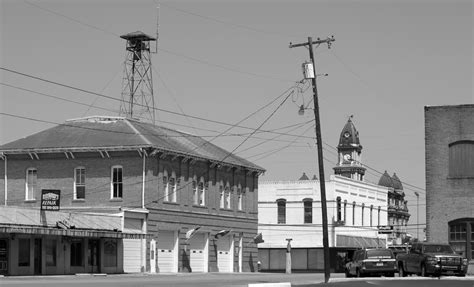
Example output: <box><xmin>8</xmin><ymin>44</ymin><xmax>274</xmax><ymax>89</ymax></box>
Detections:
<box><xmin>0</xmin><ymin>273</ymin><xmax>473</xmax><ymax>287</ymax></box>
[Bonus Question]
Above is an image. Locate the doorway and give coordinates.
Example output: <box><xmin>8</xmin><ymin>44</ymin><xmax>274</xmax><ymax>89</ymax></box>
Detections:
<box><xmin>34</xmin><ymin>238</ymin><xmax>42</xmax><ymax>275</ymax></box>
<box><xmin>88</xmin><ymin>239</ymin><xmax>100</xmax><ymax>273</ymax></box>
<box><xmin>0</xmin><ymin>239</ymin><xmax>8</xmax><ymax>275</ymax></box>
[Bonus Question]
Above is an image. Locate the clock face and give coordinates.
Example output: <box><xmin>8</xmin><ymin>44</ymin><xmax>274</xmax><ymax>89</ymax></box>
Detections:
<box><xmin>343</xmin><ymin>154</ymin><xmax>351</xmax><ymax>162</ymax></box>
<box><xmin>343</xmin><ymin>132</ymin><xmax>350</xmax><ymax>138</ymax></box>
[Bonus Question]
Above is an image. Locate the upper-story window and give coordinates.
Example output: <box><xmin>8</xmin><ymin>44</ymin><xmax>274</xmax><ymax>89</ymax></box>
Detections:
<box><xmin>237</xmin><ymin>185</ymin><xmax>243</xmax><ymax>211</ymax></box>
<box><xmin>25</xmin><ymin>168</ymin><xmax>37</xmax><ymax>200</ymax></box>
<box><xmin>343</xmin><ymin>200</ymin><xmax>347</xmax><ymax>223</ymax></box>
<box><xmin>449</xmin><ymin>140</ymin><xmax>474</xmax><ymax>178</ymax></box>
<box><xmin>352</xmin><ymin>201</ymin><xmax>356</xmax><ymax>225</ymax></box>
<box><xmin>277</xmin><ymin>199</ymin><xmax>286</xmax><ymax>224</ymax></box>
<box><xmin>303</xmin><ymin>199</ymin><xmax>312</xmax><ymax>224</ymax></box>
<box><xmin>111</xmin><ymin>166</ymin><xmax>123</xmax><ymax>199</ymax></box>
<box><xmin>74</xmin><ymin>167</ymin><xmax>85</xmax><ymax>200</ymax></box>
<box><xmin>224</xmin><ymin>183</ymin><xmax>231</xmax><ymax>209</ymax></box>
<box><xmin>163</xmin><ymin>171</ymin><xmax>177</xmax><ymax>203</ymax></box>
<box><xmin>192</xmin><ymin>176</ymin><xmax>205</xmax><ymax>206</ymax></box>
<box><xmin>378</xmin><ymin>206</ymin><xmax>381</xmax><ymax>226</ymax></box>
<box><xmin>219</xmin><ymin>183</ymin><xmax>224</xmax><ymax>208</ymax></box>
<box><xmin>370</xmin><ymin>205</ymin><xmax>374</xmax><ymax>227</ymax></box>
<box><xmin>336</xmin><ymin>197</ymin><xmax>342</xmax><ymax>222</ymax></box>
<box><xmin>361</xmin><ymin>203</ymin><xmax>365</xmax><ymax>226</ymax></box>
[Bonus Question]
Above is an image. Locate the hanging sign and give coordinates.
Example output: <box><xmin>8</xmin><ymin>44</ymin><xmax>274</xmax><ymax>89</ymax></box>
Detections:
<box><xmin>41</xmin><ymin>189</ymin><xmax>61</xmax><ymax>211</ymax></box>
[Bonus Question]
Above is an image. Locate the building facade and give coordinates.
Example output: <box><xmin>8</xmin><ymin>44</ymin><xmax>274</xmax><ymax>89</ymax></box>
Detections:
<box><xmin>257</xmin><ymin>118</ymin><xmax>389</xmax><ymax>273</ymax></box>
<box><xmin>258</xmin><ymin>175</ymin><xmax>388</xmax><ymax>272</ymax></box>
<box><xmin>0</xmin><ymin>116</ymin><xmax>264</xmax><ymax>275</ymax></box>
<box><xmin>425</xmin><ymin>104</ymin><xmax>474</xmax><ymax>260</ymax></box>
<box><xmin>377</xmin><ymin>171</ymin><xmax>410</xmax><ymax>245</ymax></box>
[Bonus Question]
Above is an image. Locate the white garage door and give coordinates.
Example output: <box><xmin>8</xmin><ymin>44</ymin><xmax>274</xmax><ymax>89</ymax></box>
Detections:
<box><xmin>123</xmin><ymin>239</ymin><xmax>142</xmax><ymax>273</ymax></box>
<box><xmin>217</xmin><ymin>236</ymin><xmax>233</xmax><ymax>272</ymax></box>
<box><xmin>189</xmin><ymin>233</ymin><xmax>207</xmax><ymax>272</ymax></box>
<box><xmin>123</xmin><ymin>218</ymin><xmax>143</xmax><ymax>273</ymax></box>
<box><xmin>157</xmin><ymin>230</ymin><xmax>176</xmax><ymax>273</ymax></box>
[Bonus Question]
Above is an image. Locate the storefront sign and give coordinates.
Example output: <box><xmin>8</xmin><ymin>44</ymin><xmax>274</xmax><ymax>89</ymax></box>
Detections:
<box><xmin>377</xmin><ymin>225</ymin><xmax>393</xmax><ymax>234</ymax></box>
<box><xmin>41</xmin><ymin>189</ymin><xmax>61</xmax><ymax>211</ymax></box>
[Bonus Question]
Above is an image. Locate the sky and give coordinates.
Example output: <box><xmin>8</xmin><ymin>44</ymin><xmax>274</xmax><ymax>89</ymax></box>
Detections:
<box><xmin>1</xmin><ymin>0</ymin><xmax>473</xmax><ymax>237</ymax></box>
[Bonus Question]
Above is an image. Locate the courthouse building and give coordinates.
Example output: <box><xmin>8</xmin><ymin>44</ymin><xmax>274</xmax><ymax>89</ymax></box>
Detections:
<box><xmin>258</xmin><ymin>118</ymin><xmax>389</xmax><ymax>272</ymax></box>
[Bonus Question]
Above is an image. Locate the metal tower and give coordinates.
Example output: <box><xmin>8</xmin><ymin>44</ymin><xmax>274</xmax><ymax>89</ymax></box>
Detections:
<box><xmin>119</xmin><ymin>31</ymin><xmax>156</xmax><ymax>123</ymax></box>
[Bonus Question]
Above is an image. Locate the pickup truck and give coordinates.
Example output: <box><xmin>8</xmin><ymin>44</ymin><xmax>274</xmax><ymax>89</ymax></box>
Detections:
<box><xmin>396</xmin><ymin>242</ymin><xmax>468</xmax><ymax>277</ymax></box>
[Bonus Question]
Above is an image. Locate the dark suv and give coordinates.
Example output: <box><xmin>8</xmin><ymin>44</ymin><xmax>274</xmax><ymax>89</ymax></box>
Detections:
<box><xmin>345</xmin><ymin>248</ymin><xmax>397</xmax><ymax>277</ymax></box>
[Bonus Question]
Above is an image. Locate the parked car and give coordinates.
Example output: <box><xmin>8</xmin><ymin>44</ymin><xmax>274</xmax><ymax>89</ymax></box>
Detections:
<box><xmin>396</xmin><ymin>242</ymin><xmax>468</xmax><ymax>277</ymax></box>
<box><xmin>345</xmin><ymin>248</ymin><xmax>397</xmax><ymax>277</ymax></box>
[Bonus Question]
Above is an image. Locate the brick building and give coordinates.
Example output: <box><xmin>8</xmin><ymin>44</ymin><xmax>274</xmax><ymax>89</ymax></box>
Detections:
<box><xmin>425</xmin><ymin>104</ymin><xmax>474</xmax><ymax>260</ymax></box>
<box><xmin>0</xmin><ymin>116</ymin><xmax>264</xmax><ymax>275</ymax></box>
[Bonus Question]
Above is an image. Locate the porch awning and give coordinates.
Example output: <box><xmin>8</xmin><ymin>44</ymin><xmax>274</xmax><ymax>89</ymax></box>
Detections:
<box><xmin>0</xmin><ymin>225</ymin><xmax>148</xmax><ymax>239</ymax></box>
<box><xmin>337</xmin><ymin>234</ymin><xmax>386</xmax><ymax>248</ymax></box>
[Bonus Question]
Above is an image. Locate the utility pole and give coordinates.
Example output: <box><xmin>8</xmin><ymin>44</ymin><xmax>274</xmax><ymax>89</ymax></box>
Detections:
<box><xmin>290</xmin><ymin>36</ymin><xmax>335</xmax><ymax>284</ymax></box>
<box><xmin>414</xmin><ymin>191</ymin><xmax>419</xmax><ymax>240</ymax></box>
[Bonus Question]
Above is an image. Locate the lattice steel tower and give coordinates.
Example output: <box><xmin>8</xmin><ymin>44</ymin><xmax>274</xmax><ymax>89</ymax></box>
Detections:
<box><xmin>120</xmin><ymin>31</ymin><xmax>156</xmax><ymax>123</ymax></box>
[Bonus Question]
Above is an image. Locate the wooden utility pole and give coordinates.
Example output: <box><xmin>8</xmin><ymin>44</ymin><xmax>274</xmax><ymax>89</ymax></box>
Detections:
<box><xmin>289</xmin><ymin>36</ymin><xmax>335</xmax><ymax>284</ymax></box>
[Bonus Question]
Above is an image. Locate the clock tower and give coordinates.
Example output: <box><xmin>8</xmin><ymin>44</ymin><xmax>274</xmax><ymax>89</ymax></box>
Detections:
<box><xmin>333</xmin><ymin>116</ymin><xmax>366</xmax><ymax>180</ymax></box>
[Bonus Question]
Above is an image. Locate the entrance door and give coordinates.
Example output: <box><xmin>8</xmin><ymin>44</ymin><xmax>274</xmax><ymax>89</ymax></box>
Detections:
<box><xmin>0</xmin><ymin>239</ymin><xmax>7</xmax><ymax>275</ymax></box>
<box><xmin>88</xmin><ymin>239</ymin><xmax>100</xmax><ymax>273</ymax></box>
<box><xmin>34</xmin><ymin>238</ymin><xmax>42</xmax><ymax>275</ymax></box>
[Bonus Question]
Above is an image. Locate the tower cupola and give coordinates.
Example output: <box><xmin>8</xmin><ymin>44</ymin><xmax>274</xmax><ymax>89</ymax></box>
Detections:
<box><xmin>333</xmin><ymin>116</ymin><xmax>366</xmax><ymax>181</ymax></box>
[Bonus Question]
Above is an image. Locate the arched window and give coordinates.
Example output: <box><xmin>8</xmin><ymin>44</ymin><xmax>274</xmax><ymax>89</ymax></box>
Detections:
<box><xmin>370</xmin><ymin>205</ymin><xmax>374</xmax><ymax>227</ymax></box>
<box><xmin>449</xmin><ymin>218</ymin><xmax>474</xmax><ymax>260</ymax></box>
<box><xmin>449</xmin><ymin>141</ymin><xmax>474</xmax><ymax>178</ymax></box>
<box><xmin>336</xmin><ymin>197</ymin><xmax>342</xmax><ymax>222</ymax></box>
<box><xmin>303</xmin><ymin>198</ymin><xmax>312</xmax><ymax>224</ymax></box>
<box><xmin>277</xmin><ymin>199</ymin><xmax>286</xmax><ymax>224</ymax></box>
<box><xmin>343</xmin><ymin>200</ymin><xmax>347</xmax><ymax>223</ymax></box>
<box><xmin>352</xmin><ymin>201</ymin><xmax>356</xmax><ymax>226</ymax></box>
<box><xmin>361</xmin><ymin>203</ymin><xmax>365</xmax><ymax>226</ymax></box>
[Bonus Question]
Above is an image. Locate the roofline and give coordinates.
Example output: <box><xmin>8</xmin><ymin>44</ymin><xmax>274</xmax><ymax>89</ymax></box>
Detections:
<box><xmin>0</xmin><ymin>145</ymin><xmax>265</xmax><ymax>174</ymax></box>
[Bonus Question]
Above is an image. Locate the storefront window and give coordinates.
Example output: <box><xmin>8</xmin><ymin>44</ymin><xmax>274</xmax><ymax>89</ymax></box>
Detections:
<box><xmin>18</xmin><ymin>238</ymin><xmax>30</xmax><ymax>267</ymax></box>
<box><xmin>46</xmin><ymin>240</ymin><xmax>56</xmax><ymax>266</ymax></box>
<box><xmin>104</xmin><ymin>239</ymin><xmax>117</xmax><ymax>267</ymax></box>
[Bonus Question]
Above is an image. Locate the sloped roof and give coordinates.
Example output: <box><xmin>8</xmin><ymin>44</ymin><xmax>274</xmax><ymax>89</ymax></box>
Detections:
<box><xmin>0</xmin><ymin>116</ymin><xmax>264</xmax><ymax>172</ymax></box>
<box><xmin>299</xmin><ymin>172</ymin><xmax>309</xmax><ymax>180</ymax></box>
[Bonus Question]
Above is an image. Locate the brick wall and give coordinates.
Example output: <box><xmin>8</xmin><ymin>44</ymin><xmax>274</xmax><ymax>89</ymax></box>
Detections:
<box><xmin>424</xmin><ymin>105</ymin><xmax>474</xmax><ymax>242</ymax></box>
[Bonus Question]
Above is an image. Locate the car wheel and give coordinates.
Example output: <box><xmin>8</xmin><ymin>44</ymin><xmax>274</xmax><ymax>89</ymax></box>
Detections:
<box><xmin>398</xmin><ymin>264</ymin><xmax>406</xmax><ymax>277</ymax></box>
<box><xmin>421</xmin><ymin>264</ymin><xmax>427</xmax><ymax>277</ymax></box>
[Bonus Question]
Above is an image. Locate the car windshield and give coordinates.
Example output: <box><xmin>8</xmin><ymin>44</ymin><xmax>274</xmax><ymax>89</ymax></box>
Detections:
<box><xmin>366</xmin><ymin>249</ymin><xmax>393</xmax><ymax>259</ymax></box>
<box><xmin>423</xmin><ymin>245</ymin><xmax>454</xmax><ymax>254</ymax></box>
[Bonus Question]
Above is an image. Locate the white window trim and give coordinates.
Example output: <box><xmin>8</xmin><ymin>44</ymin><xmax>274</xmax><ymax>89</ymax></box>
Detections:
<box><xmin>225</xmin><ymin>183</ymin><xmax>231</xmax><ymax>209</ymax></box>
<box><xmin>237</xmin><ymin>184</ymin><xmax>242</xmax><ymax>211</ymax></box>
<box><xmin>198</xmin><ymin>177</ymin><xmax>205</xmax><ymax>206</ymax></box>
<box><xmin>111</xmin><ymin>165</ymin><xmax>123</xmax><ymax>199</ymax></box>
<box><xmin>192</xmin><ymin>176</ymin><xmax>198</xmax><ymax>205</ymax></box>
<box><xmin>163</xmin><ymin>170</ymin><xmax>169</xmax><ymax>202</ymax></box>
<box><xmin>170</xmin><ymin>172</ymin><xmax>177</xmax><ymax>203</ymax></box>
<box><xmin>74</xmin><ymin>167</ymin><xmax>86</xmax><ymax>200</ymax></box>
<box><xmin>25</xmin><ymin>168</ymin><xmax>37</xmax><ymax>200</ymax></box>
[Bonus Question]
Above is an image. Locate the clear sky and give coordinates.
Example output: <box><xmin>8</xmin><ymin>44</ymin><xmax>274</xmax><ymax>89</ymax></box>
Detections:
<box><xmin>1</xmin><ymin>0</ymin><xmax>473</xmax><ymax>237</ymax></box>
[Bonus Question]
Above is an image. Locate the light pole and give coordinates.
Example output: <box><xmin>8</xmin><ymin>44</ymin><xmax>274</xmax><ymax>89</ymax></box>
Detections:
<box><xmin>414</xmin><ymin>192</ymin><xmax>419</xmax><ymax>240</ymax></box>
<box><xmin>290</xmin><ymin>36</ymin><xmax>335</xmax><ymax>283</ymax></box>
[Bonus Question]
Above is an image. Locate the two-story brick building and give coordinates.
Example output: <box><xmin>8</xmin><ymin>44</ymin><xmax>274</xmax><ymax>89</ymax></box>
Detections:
<box><xmin>0</xmin><ymin>116</ymin><xmax>264</xmax><ymax>275</ymax></box>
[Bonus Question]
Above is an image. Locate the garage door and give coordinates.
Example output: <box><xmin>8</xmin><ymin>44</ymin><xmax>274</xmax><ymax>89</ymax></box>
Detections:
<box><xmin>157</xmin><ymin>230</ymin><xmax>176</xmax><ymax>273</ymax></box>
<box><xmin>217</xmin><ymin>236</ymin><xmax>233</xmax><ymax>272</ymax></box>
<box><xmin>123</xmin><ymin>218</ymin><xmax>143</xmax><ymax>273</ymax></box>
<box><xmin>189</xmin><ymin>233</ymin><xmax>207</xmax><ymax>272</ymax></box>
<box><xmin>123</xmin><ymin>239</ymin><xmax>142</xmax><ymax>273</ymax></box>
